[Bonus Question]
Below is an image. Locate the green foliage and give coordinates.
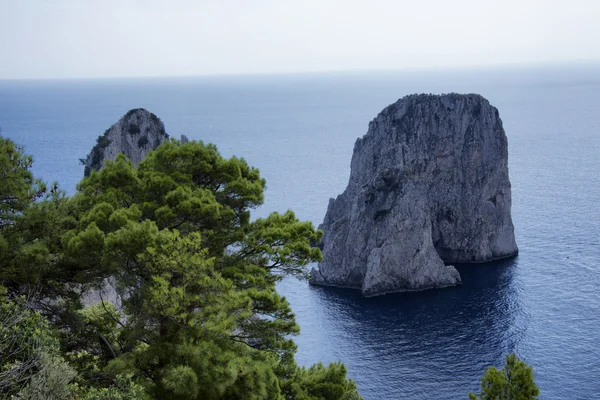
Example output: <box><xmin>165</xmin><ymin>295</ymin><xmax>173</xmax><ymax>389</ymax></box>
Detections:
<box><xmin>0</xmin><ymin>137</ymin><xmax>83</xmax><ymax>315</ymax></box>
<box><xmin>86</xmin><ymin>133</ymin><xmax>112</xmax><ymax>175</ymax></box>
<box><xmin>0</xmin><ymin>136</ymin><xmax>56</xmax><ymax>281</ymax></box>
<box><xmin>125</xmin><ymin>109</ymin><xmax>140</xmax><ymax>119</ymax></box>
<box><xmin>0</xmin><ymin>138</ymin><xmax>80</xmax><ymax>395</ymax></box>
<box><xmin>97</xmin><ymin>230</ymin><xmax>288</xmax><ymax>399</ymax></box>
<box><xmin>64</xmin><ymin>140</ymin><xmax>359</xmax><ymax>399</ymax></box>
<box><xmin>1</xmin><ymin>137</ymin><xmax>361</xmax><ymax>399</ymax></box>
<box><xmin>63</xmin><ymin>301</ymin><xmax>125</xmax><ymax>381</ymax></box>
<box><xmin>283</xmin><ymin>362</ymin><xmax>362</xmax><ymax>400</ymax></box>
<box><xmin>0</xmin><ymin>296</ymin><xmax>54</xmax><ymax>396</ymax></box>
<box><xmin>18</xmin><ymin>352</ymin><xmax>76</xmax><ymax>400</ymax></box>
<box><xmin>97</xmin><ymin>133</ymin><xmax>111</xmax><ymax>149</ymax></box>
<box><xmin>0</xmin><ymin>294</ymin><xmax>76</xmax><ymax>399</ymax></box>
<box><xmin>72</xmin><ymin>374</ymin><xmax>148</xmax><ymax>400</ymax></box>
<box><xmin>469</xmin><ymin>354</ymin><xmax>540</xmax><ymax>400</ymax></box>
<box><xmin>0</xmin><ymin>136</ymin><xmax>46</xmax><ymax>227</ymax></box>
<box><xmin>233</xmin><ymin>210</ymin><xmax>323</xmax><ymax>279</ymax></box>
<box><xmin>149</xmin><ymin>112</ymin><xmax>160</xmax><ymax>125</ymax></box>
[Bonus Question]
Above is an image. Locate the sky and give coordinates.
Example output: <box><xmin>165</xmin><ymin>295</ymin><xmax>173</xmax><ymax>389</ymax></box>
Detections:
<box><xmin>1</xmin><ymin>0</ymin><xmax>599</xmax><ymax>79</ymax></box>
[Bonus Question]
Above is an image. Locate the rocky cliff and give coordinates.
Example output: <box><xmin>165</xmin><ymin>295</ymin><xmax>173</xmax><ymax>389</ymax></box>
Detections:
<box><xmin>311</xmin><ymin>93</ymin><xmax>518</xmax><ymax>296</ymax></box>
<box><xmin>83</xmin><ymin>108</ymin><xmax>169</xmax><ymax>176</ymax></box>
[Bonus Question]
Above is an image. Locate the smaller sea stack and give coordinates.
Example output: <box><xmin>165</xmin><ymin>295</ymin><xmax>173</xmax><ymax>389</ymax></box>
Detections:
<box><xmin>83</xmin><ymin>108</ymin><xmax>169</xmax><ymax>176</ymax></box>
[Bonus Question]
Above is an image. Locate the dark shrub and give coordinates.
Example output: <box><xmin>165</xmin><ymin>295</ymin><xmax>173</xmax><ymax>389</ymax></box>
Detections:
<box><xmin>128</xmin><ymin>124</ymin><xmax>141</xmax><ymax>135</ymax></box>
<box><xmin>137</xmin><ymin>135</ymin><xmax>149</xmax><ymax>148</ymax></box>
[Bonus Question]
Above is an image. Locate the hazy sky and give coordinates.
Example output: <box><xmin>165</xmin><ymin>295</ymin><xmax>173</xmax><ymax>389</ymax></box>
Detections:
<box><xmin>1</xmin><ymin>0</ymin><xmax>599</xmax><ymax>79</ymax></box>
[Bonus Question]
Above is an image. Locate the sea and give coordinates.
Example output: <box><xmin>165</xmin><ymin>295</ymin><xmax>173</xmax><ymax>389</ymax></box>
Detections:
<box><xmin>1</xmin><ymin>64</ymin><xmax>599</xmax><ymax>399</ymax></box>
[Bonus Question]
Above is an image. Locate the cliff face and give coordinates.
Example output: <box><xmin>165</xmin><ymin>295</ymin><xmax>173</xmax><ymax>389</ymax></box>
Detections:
<box><xmin>84</xmin><ymin>108</ymin><xmax>169</xmax><ymax>176</ymax></box>
<box><xmin>311</xmin><ymin>94</ymin><xmax>518</xmax><ymax>296</ymax></box>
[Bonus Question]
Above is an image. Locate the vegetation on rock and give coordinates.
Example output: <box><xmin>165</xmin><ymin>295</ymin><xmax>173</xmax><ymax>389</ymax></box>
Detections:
<box><xmin>127</xmin><ymin>124</ymin><xmax>141</xmax><ymax>135</ymax></box>
<box><xmin>137</xmin><ymin>135</ymin><xmax>149</xmax><ymax>148</ymax></box>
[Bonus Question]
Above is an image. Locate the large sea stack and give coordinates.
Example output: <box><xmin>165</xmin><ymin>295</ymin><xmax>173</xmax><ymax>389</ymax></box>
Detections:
<box><xmin>311</xmin><ymin>93</ymin><xmax>518</xmax><ymax>296</ymax></box>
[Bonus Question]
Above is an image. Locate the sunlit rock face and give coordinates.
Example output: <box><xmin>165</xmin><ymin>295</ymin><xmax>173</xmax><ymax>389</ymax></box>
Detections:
<box><xmin>311</xmin><ymin>93</ymin><xmax>517</xmax><ymax>296</ymax></box>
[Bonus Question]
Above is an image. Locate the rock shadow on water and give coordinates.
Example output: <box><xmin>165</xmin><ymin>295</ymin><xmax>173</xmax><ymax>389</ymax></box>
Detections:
<box><xmin>299</xmin><ymin>257</ymin><xmax>526</xmax><ymax>399</ymax></box>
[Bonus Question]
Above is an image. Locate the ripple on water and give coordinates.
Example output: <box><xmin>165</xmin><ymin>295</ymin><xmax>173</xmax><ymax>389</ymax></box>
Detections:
<box><xmin>3</xmin><ymin>71</ymin><xmax>600</xmax><ymax>399</ymax></box>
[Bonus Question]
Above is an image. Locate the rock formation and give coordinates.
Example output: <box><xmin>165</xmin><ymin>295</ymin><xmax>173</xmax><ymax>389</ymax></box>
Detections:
<box><xmin>310</xmin><ymin>93</ymin><xmax>517</xmax><ymax>296</ymax></box>
<box><xmin>83</xmin><ymin>108</ymin><xmax>169</xmax><ymax>176</ymax></box>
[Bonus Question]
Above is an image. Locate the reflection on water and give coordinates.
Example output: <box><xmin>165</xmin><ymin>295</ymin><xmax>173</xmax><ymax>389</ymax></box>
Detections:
<box><xmin>281</xmin><ymin>258</ymin><xmax>523</xmax><ymax>399</ymax></box>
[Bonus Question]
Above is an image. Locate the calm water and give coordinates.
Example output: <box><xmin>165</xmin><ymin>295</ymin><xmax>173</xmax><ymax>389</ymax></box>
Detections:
<box><xmin>1</xmin><ymin>65</ymin><xmax>599</xmax><ymax>399</ymax></box>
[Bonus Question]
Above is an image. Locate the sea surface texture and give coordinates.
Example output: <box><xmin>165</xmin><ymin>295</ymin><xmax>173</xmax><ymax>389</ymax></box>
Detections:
<box><xmin>1</xmin><ymin>65</ymin><xmax>599</xmax><ymax>399</ymax></box>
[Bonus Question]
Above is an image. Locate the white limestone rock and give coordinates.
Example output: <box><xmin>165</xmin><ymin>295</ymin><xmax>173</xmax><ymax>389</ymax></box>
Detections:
<box><xmin>311</xmin><ymin>93</ymin><xmax>518</xmax><ymax>296</ymax></box>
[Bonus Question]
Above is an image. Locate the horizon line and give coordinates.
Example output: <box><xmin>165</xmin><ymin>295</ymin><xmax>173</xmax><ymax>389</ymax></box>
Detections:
<box><xmin>1</xmin><ymin>58</ymin><xmax>600</xmax><ymax>82</ymax></box>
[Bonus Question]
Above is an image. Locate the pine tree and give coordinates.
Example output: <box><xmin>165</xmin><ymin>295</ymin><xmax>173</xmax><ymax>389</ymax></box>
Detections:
<box><xmin>0</xmin><ymin>136</ymin><xmax>77</xmax><ymax>308</ymax></box>
<box><xmin>63</xmin><ymin>139</ymin><xmax>360</xmax><ymax>399</ymax></box>
<box><xmin>469</xmin><ymin>354</ymin><xmax>540</xmax><ymax>400</ymax></box>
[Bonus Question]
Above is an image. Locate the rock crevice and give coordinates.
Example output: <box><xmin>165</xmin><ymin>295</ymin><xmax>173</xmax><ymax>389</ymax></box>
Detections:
<box><xmin>311</xmin><ymin>93</ymin><xmax>518</xmax><ymax>296</ymax></box>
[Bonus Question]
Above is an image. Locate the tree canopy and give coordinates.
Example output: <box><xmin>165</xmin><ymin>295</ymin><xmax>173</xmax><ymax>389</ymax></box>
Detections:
<box><xmin>0</xmin><ymin>136</ymin><xmax>361</xmax><ymax>400</ymax></box>
<box><xmin>469</xmin><ymin>354</ymin><xmax>540</xmax><ymax>400</ymax></box>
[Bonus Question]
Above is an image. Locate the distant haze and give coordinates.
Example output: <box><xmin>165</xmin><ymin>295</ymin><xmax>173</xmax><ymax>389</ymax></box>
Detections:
<box><xmin>1</xmin><ymin>0</ymin><xmax>599</xmax><ymax>79</ymax></box>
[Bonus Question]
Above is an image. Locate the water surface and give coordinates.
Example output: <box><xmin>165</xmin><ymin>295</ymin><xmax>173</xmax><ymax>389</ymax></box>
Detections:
<box><xmin>1</xmin><ymin>65</ymin><xmax>599</xmax><ymax>399</ymax></box>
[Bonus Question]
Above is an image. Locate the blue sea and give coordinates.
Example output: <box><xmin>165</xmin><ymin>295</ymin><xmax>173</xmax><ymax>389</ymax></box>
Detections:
<box><xmin>1</xmin><ymin>64</ymin><xmax>600</xmax><ymax>399</ymax></box>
